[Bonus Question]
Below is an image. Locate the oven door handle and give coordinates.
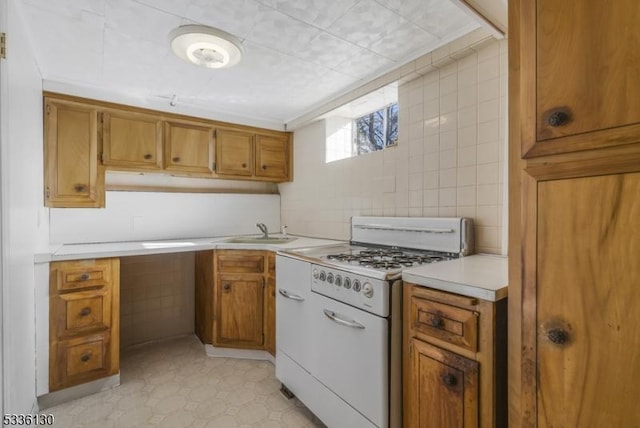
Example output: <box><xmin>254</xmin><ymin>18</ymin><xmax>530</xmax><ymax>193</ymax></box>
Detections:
<box><xmin>278</xmin><ymin>289</ymin><xmax>305</xmax><ymax>301</ymax></box>
<box><xmin>323</xmin><ymin>309</ymin><xmax>365</xmax><ymax>329</ymax></box>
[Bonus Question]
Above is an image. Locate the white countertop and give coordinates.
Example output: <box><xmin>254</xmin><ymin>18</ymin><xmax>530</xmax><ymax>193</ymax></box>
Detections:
<box><xmin>34</xmin><ymin>235</ymin><xmax>344</xmax><ymax>263</ymax></box>
<box><xmin>402</xmin><ymin>254</ymin><xmax>508</xmax><ymax>302</ymax></box>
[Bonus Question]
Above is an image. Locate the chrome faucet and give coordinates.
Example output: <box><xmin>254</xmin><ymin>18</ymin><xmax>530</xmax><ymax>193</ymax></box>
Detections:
<box><xmin>256</xmin><ymin>223</ymin><xmax>269</xmax><ymax>239</ymax></box>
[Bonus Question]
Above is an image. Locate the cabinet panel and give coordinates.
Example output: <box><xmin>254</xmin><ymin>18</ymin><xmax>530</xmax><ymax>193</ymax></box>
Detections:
<box><xmin>410</xmin><ymin>296</ymin><xmax>479</xmax><ymax>353</ymax></box>
<box><xmin>49</xmin><ymin>258</ymin><xmax>119</xmax><ymax>391</ymax></box>
<box><xmin>50</xmin><ymin>332</ymin><xmax>112</xmax><ymax>391</ymax></box>
<box><xmin>102</xmin><ymin>110</ymin><xmax>163</xmax><ymax>169</ymax></box>
<box><xmin>535</xmin><ymin>172</ymin><xmax>640</xmax><ymax>427</ymax></box>
<box><xmin>52</xmin><ymin>289</ymin><xmax>111</xmax><ymax>337</ymax></box>
<box><xmin>215</xmin><ymin>129</ymin><xmax>254</xmax><ymax>176</ymax></box>
<box><xmin>216</xmin><ymin>251</ymin><xmax>265</xmax><ymax>273</ymax></box>
<box><xmin>164</xmin><ymin>120</ymin><xmax>215</xmax><ymax>174</ymax></box>
<box><xmin>44</xmin><ymin>98</ymin><xmax>103</xmax><ymax>207</ymax></box>
<box><xmin>517</xmin><ymin>0</ymin><xmax>640</xmax><ymax>157</ymax></box>
<box><xmin>214</xmin><ymin>274</ymin><xmax>264</xmax><ymax>348</ymax></box>
<box><xmin>408</xmin><ymin>340</ymin><xmax>478</xmax><ymax>428</ymax></box>
<box><xmin>255</xmin><ymin>134</ymin><xmax>290</xmax><ymax>181</ymax></box>
<box><xmin>51</xmin><ymin>258</ymin><xmax>113</xmax><ymax>292</ymax></box>
<box><xmin>264</xmin><ymin>252</ymin><xmax>276</xmax><ymax>356</ymax></box>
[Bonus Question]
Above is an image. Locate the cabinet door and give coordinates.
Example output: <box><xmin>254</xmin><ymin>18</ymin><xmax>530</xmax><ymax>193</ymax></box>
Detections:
<box><xmin>215</xmin><ymin>128</ymin><xmax>253</xmax><ymax>177</ymax></box>
<box><xmin>44</xmin><ymin>98</ymin><xmax>104</xmax><ymax>207</ymax></box>
<box><xmin>517</xmin><ymin>0</ymin><xmax>640</xmax><ymax>157</ymax></box>
<box><xmin>407</xmin><ymin>340</ymin><xmax>478</xmax><ymax>428</ymax></box>
<box><xmin>164</xmin><ymin>120</ymin><xmax>215</xmax><ymax>174</ymax></box>
<box><xmin>533</xmin><ymin>172</ymin><xmax>640</xmax><ymax>427</ymax></box>
<box><xmin>214</xmin><ymin>274</ymin><xmax>264</xmax><ymax>348</ymax></box>
<box><xmin>102</xmin><ymin>109</ymin><xmax>163</xmax><ymax>169</ymax></box>
<box><xmin>255</xmin><ymin>134</ymin><xmax>290</xmax><ymax>181</ymax></box>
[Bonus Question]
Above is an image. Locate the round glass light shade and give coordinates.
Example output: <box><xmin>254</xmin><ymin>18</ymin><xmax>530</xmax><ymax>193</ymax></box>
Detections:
<box><xmin>169</xmin><ymin>25</ymin><xmax>243</xmax><ymax>69</ymax></box>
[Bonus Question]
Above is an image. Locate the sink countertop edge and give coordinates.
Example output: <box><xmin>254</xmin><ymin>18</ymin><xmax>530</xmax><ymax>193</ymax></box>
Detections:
<box><xmin>34</xmin><ymin>235</ymin><xmax>345</xmax><ymax>264</ymax></box>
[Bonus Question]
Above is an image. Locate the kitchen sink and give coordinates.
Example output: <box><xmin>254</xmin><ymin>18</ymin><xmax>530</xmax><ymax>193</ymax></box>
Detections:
<box><xmin>223</xmin><ymin>236</ymin><xmax>298</xmax><ymax>244</ymax></box>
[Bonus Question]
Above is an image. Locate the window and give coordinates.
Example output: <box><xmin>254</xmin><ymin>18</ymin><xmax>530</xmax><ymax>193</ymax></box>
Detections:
<box><xmin>353</xmin><ymin>103</ymin><xmax>398</xmax><ymax>154</ymax></box>
<box><xmin>323</xmin><ymin>83</ymin><xmax>398</xmax><ymax>163</ymax></box>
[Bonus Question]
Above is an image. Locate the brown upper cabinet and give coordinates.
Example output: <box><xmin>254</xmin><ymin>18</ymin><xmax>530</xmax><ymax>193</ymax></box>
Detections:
<box><xmin>255</xmin><ymin>134</ymin><xmax>290</xmax><ymax>180</ymax></box>
<box><xmin>164</xmin><ymin>119</ymin><xmax>215</xmax><ymax>174</ymax></box>
<box><xmin>215</xmin><ymin>128</ymin><xmax>254</xmax><ymax>177</ymax></box>
<box><xmin>518</xmin><ymin>0</ymin><xmax>640</xmax><ymax>157</ymax></box>
<box><xmin>44</xmin><ymin>98</ymin><xmax>104</xmax><ymax>208</ymax></box>
<box><xmin>43</xmin><ymin>93</ymin><xmax>293</xmax><ymax>207</ymax></box>
<box><xmin>102</xmin><ymin>109</ymin><xmax>163</xmax><ymax>170</ymax></box>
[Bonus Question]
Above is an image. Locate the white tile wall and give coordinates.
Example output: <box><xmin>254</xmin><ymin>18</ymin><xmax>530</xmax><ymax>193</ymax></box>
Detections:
<box><xmin>279</xmin><ymin>37</ymin><xmax>507</xmax><ymax>254</ymax></box>
<box><xmin>120</xmin><ymin>253</ymin><xmax>194</xmax><ymax>348</ymax></box>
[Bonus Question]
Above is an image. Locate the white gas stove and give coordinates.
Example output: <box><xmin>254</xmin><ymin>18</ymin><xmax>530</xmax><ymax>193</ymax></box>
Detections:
<box><xmin>275</xmin><ymin>216</ymin><xmax>474</xmax><ymax>428</ymax></box>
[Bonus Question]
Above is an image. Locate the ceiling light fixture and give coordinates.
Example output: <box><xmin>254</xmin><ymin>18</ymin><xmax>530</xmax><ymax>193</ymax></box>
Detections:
<box><xmin>169</xmin><ymin>25</ymin><xmax>243</xmax><ymax>69</ymax></box>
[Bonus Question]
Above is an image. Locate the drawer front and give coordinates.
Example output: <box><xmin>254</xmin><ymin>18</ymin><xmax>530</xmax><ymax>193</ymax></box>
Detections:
<box><xmin>216</xmin><ymin>251</ymin><xmax>265</xmax><ymax>273</ymax></box>
<box><xmin>50</xmin><ymin>333</ymin><xmax>111</xmax><ymax>391</ymax></box>
<box><xmin>51</xmin><ymin>259</ymin><xmax>113</xmax><ymax>291</ymax></box>
<box><xmin>410</xmin><ymin>297</ymin><xmax>479</xmax><ymax>352</ymax></box>
<box><xmin>52</xmin><ymin>289</ymin><xmax>111</xmax><ymax>338</ymax></box>
<box><xmin>66</xmin><ymin>338</ymin><xmax>106</xmax><ymax>376</ymax></box>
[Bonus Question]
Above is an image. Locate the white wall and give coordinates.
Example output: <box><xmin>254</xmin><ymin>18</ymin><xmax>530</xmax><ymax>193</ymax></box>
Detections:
<box><xmin>279</xmin><ymin>38</ymin><xmax>508</xmax><ymax>254</ymax></box>
<box><xmin>49</xmin><ymin>191</ymin><xmax>281</xmax><ymax>244</ymax></box>
<box><xmin>1</xmin><ymin>0</ymin><xmax>49</xmax><ymax>414</ymax></box>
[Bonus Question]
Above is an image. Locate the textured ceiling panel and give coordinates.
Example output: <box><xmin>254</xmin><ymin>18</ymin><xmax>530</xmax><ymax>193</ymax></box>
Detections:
<box><xmin>17</xmin><ymin>0</ymin><xmax>482</xmax><ymax>125</ymax></box>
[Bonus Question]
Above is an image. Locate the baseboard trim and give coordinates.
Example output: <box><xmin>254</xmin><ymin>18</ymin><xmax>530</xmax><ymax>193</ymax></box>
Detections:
<box><xmin>37</xmin><ymin>374</ymin><xmax>120</xmax><ymax>410</ymax></box>
<box><xmin>204</xmin><ymin>344</ymin><xmax>275</xmax><ymax>364</ymax></box>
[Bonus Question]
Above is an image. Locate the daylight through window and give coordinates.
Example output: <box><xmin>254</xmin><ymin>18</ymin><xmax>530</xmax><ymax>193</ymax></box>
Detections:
<box><xmin>323</xmin><ymin>83</ymin><xmax>398</xmax><ymax>163</ymax></box>
<box><xmin>353</xmin><ymin>103</ymin><xmax>398</xmax><ymax>154</ymax></box>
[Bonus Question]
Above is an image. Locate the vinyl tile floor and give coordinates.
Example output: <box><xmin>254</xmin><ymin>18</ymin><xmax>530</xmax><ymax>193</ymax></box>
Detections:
<box><xmin>44</xmin><ymin>335</ymin><xmax>325</xmax><ymax>428</ymax></box>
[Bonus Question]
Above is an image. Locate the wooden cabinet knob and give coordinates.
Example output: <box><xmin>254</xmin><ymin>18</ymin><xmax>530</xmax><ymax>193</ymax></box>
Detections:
<box><xmin>223</xmin><ymin>283</ymin><xmax>231</xmax><ymax>291</ymax></box>
<box><xmin>172</xmin><ymin>156</ymin><xmax>181</xmax><ymax>162</ymax></box>
<box><xmin>442</xmin><ymin>373</ymin><xmax>457</xmax><ymax>387</ymax></box>
<box><xmin>143</xmin><ymin>153</ymin><xmax>152</xmax><ymax>160</ymax></box>
<box><xmin>80</xmin><ymin>307</ymin><xmax>92</xmax><ymax>317</ymax></box>
<box><xmin>545</xmin><ymin>108</ymin><xmax>572</xmax><ymax>127</ymax></box>
<box><xmin>430</xmin><ymin>314</ymin><xmax>444</xmax><ymax>328</ymax></box>
<box><xmin>261</xmin><ymin>165</ymin><xmax>267</xmax><ymax>170</ymax></box>
<box><xmin>80</xmin><ymin>353</ymin><xmax>91</xmax><ymax>362</ymax></box>
<box><xmin>74</xmin><ymin>184</ymin><xmax>87</xmax><ymax>193</ymax></box>
<box><xmin>547</xmin><ymin>328</ymin><xmax>569</xmax><ymax>345</ymax></box>
<box><xmin>241</xmin><ymin>163</ymin><xmax>247</xmax><ymax>168</ymax></box>
<box><xmin>79</xmin><ymin>273</ymin><xmax>90</xmax><ymax>281</ymax></box>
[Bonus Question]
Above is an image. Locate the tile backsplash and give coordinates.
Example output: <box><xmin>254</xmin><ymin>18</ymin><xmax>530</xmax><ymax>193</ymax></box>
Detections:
<box><xmin>120</xmin><ymin>253</ymin><xmax>194</xmax><ymax>348</ymax></box>
<box><xmin>279</xmin><ymin>37</ymin><xmax>507</xmax><ymax>254</ymax></box>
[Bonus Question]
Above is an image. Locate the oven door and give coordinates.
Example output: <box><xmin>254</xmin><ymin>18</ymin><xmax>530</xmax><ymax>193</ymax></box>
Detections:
<box><xmin>309</xmin><ymin>290</ymin><xmax>389</xmax><ymax>427</ymax></box>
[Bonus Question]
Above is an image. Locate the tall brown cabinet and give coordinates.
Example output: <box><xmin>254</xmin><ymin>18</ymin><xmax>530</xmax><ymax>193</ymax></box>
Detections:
<box><xmin>509</xmin><ymin>1</ymin><xmax>640</xmax><ymax>426</ymax></box>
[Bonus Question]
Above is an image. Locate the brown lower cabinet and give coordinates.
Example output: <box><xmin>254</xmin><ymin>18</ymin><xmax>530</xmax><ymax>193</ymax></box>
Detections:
<box><xmin>195</xmin><ymin>250</ymin><xmax>275</xmax><ymax>355</ymax></box>
<box><xmin>49</xmin><ymin>258</ymin><xmax>120</xmax><ymax>391</ymax></box>
<box><xmin>403</xmin><ymin>283</ymin><xmax>507</xmax><ymax>428</ymax></box>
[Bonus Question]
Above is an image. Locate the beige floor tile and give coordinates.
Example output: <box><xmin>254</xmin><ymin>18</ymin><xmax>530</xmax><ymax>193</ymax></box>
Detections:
<box><xmin>45</xmin><ymin>336</ymin><xmax>325</xmax><ymax>428</ymax></box>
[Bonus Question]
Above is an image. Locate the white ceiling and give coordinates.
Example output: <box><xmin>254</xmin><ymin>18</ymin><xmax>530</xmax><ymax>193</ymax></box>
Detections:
<box><xmin>17</xmin><ymin>0</ymin><xmax>481</xmax><ymax>127</ymax></box>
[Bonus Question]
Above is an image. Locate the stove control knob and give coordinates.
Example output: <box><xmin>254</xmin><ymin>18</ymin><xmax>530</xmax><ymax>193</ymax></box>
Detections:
<box><xmin>319</xmin><ymin>271</ymin><xmax>326</xmax><ymax>282</ymax></box>
<box><xmin>343</xmin><ymin>277</ymin><xmax>351</xmax><ymax>289</ymax></box>
<box><xmin>312</xmin><ymin>269</ymin><xmax>319</xmax><ymax>279</ymax></box>
<box><xmin>326</xmin><ymin>272</ymin><xmax>334</xmax><ymax>284</ymax></box>
<box><xmin>362</xmin><ymin>282</ymin><xmax>374</xmax><ymax>298</ymax></box>
<box><xmin>335</xmin><ymin>275</ymin><xmax>342</xmax><ymax>287</ymax></box>
<box><xmin>353</xmin><ymin>279</ymin><xmax>361</xmax><ymax>292</ymax></box>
